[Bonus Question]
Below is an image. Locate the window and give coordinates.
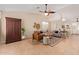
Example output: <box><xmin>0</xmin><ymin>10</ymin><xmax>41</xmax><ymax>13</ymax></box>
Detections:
<box><xmin>41</xmin><ymin>21</ymin><xmax>48</xmax><ymax>32</ymax></box>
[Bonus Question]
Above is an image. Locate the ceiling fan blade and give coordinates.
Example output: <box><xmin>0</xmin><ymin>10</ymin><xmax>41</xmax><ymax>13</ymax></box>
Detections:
<box><xmin>48</xmin><ymin>11</ymin><xmax>56</xmax><ymax>13</ymax></box>
<box><xmin>39</xmin><ymin>10</ymin><xmax>47</xmax><ymax>13</ymax></box>
<box><xmin>39</xmin><ymin>11</ymin><xmax>44</xmax><ymax>13</ymax></box>
<box><xmin>39</xmin><ymin>4</ymin><xmax>56</xmax><ymax>15</ymax></box>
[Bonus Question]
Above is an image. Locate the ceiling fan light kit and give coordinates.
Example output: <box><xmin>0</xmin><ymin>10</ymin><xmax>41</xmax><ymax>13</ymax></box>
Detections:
<box><xmin>39</xmin><ymin>4</ymin><xmax>55</xmax><ymax>16</ymax></box>
<box><xmin>44</xmin><ymin>12</ymin><xmax>49</xmax><ymax>16</ymax></box>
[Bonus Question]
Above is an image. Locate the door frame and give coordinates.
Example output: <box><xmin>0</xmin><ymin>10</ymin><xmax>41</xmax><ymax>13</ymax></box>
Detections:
<box><xmin>6</xmin><ymin>17</ymin><xmax>21</xmax><ymax>44</ymax></box>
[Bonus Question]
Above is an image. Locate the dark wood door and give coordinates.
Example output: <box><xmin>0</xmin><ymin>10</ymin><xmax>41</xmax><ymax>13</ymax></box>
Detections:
<box><xmin>6</xmin><ymin>17</ymin><xmax>21</xmax><ymax>44</ymax></box>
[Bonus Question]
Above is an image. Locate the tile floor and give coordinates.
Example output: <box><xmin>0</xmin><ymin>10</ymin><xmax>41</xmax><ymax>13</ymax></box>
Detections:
<box><xmin>0</xmin><ymin>35</ymin><xmax>79</xmax><ymax>55</ymax></box>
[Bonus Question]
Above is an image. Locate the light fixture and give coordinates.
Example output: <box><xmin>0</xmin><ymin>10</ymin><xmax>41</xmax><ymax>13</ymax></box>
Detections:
<box><xmin>76</xmin><ymin>18</ymin><xmax>79</xmax><ymax>22</ymax></box>
<box><xmin>44</xmin><ymin>12</ymin><xmax>49</xmax><ymax>16</ymax></box>
<box><xmin>39</xmin><ymin>4</ymin><xmax>55</xmax><ymax>16</ymax></box>
<box><xmin>62</xmin><ymin>18</ymin><xmax>66</xmax><ymax>22</ymax></box>
<box><xmin>42</xmin><ymin>21</ymin><xmax>48</xmax><ymax>25</ymax></box>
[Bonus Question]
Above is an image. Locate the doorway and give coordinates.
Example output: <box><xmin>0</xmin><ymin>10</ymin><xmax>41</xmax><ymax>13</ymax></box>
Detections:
<box><xmin>6</xmin><ymin>17</ymin><xmax>21</xmax><ymax>44</ymax></box>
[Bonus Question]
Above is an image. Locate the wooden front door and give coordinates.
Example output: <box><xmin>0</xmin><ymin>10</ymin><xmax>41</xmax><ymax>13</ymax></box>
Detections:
<box><xmin>6</xmin><ymin>17</ymin><xmax>21</xmax><ymax>44</ymax></box>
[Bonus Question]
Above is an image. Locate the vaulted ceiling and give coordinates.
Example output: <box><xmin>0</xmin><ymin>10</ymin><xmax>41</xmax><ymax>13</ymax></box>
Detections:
<box><xmin>0</xmin><ymin>4</ymin><xmax>70</xmax><ymax>13</ymax></box>
<box><xmin>49</xmin><ymin>4</ymin><xmax>79</xmax><ymax>22</ymax></box>
<box><xmin>0</xmin><ymin>4</ymin><xmax>79</xmax><ymax>21</ymax></box>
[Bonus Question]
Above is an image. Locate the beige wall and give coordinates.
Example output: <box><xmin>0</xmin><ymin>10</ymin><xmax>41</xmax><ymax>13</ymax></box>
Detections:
<box><xmin>1</xmin><ymin>11</ymin><xmax>50</xmax><ymax>44</ymax></box>
<box><xmin>0</xmin><ymin>19</ymin><xmax>1</xmax><ymax>40</ymax></box>
<box><xmin>49</xmin><ymin>5</ymin><xmax>79</xmax><ymax>34</ymax></box>
<box><xmin>1</xmin><ymin>12</ymin><xmax>6</xmax><ymax>44</ymax></box>
<box><xmin>1</xmin><ymin>10</ymin><xmax>79</xmax><ymax>44</ymax></box>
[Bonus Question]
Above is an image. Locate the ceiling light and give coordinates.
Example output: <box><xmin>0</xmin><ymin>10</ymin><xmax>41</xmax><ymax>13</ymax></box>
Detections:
<box><xmin>44</xmin><ymin>13</ymin><xmax>49</xmax><ymax>16</ymax></box>
<box><xmin>39</xmin><ymin>4</ymin><xmax>55</xmax><ymax>16</ymax></box>
<box><xmin>62</xmin><ymin>18</ymin><xmax>66</xmax><ymax>22</ymax></box>
<box><xmin>42</xmin><ymin>21</ymin><xmax>48</xmax><ymax>25</ymax></box>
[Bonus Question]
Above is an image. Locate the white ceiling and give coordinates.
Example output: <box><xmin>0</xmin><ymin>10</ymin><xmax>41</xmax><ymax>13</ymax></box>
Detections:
<box><xmin>47</xmin><ymin>4</ymin><xmax>79</xmax><ymax>22</ymax></box>
<box><xmin>0</xmin><ymin>4</ymin><xmax>79</xmax><ymax>21</ymax></box>
<box><xmin>0</xmin><ymin>4</ymin><xmax>70</xmax><ymax>13</ymax></box>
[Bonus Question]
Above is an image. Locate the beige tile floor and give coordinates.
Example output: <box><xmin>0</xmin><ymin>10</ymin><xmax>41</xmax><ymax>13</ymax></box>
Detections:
<box><xmin>0</xmin><ymin>35</ymin><xmax>79</xmax><ymax>55</ymax></box>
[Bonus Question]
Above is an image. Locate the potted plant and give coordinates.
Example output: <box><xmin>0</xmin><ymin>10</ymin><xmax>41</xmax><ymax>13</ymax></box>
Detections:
<box><xmin>21</xmin><ymin>28</ymin><xmax>26</xmax><ymax>39</ymax></box>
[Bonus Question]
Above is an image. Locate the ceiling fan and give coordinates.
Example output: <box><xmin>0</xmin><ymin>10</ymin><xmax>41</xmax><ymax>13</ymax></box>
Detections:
<box><xmin>76</xmin><ymin>18</ymin><xmax>79</xmax><ymax>22</ymax></box>
<box><xmin>39</xmin><ymin>4</ymin><xmax>56</xmax><ymax>16</ymax></box>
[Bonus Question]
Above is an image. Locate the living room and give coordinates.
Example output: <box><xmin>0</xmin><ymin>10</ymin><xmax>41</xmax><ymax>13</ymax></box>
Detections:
<box><xmin>0</xmin><ymin>4</ymin><xmax>79</xmax><ymax>54</ymax></box>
